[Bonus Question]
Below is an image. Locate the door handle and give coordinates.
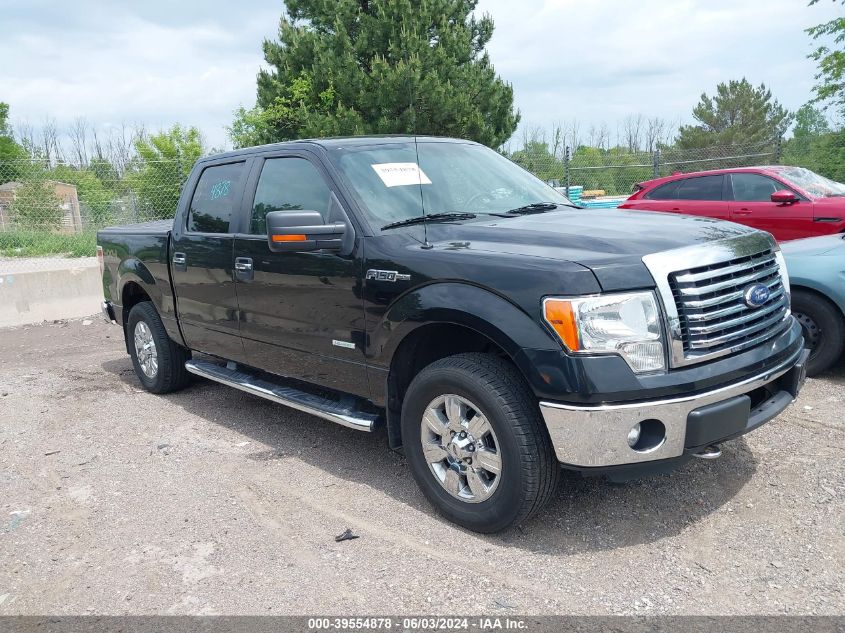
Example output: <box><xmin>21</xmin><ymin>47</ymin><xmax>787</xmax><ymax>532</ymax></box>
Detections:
<box><xmin>734</xmin><ymin>208</ymin><xmax>752</xmax><ymax>215</ymax></box>
<box><xmin>172</xmin><ymin>252</ymin><xmax>187</xmax><ymax>271</ymax></box>
<box><xmin>234</xmin><ymin>257</ymin><xmax>254</xmax><ymax>282</ymax></box>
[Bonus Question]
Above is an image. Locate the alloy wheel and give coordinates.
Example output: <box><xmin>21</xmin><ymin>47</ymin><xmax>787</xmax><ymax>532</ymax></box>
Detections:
<box><xmin>133</xmin><ymin>321</ymin><xmax>159</xmax><ymax>378</ymax></box>
<box><xmin>420</xmin><ymin>394</ymin><xmax>502</xmax><ymax>503</ymax></box>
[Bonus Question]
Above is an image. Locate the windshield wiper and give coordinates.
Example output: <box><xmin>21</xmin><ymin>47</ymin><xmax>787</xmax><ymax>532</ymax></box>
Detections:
<box><xmin>381</xmin><ymin>212</ymin><xmax>477</xmax><ymax>231</ymax></box>
<box><xmin>504</xmin><ymin>202</ymin><xmax>578</xmax><ymax>214</ymax></box>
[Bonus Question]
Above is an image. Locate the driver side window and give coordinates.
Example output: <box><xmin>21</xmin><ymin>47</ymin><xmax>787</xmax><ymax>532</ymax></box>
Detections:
<box><xmin>249</xmin><ymin>157</ymin><xmax>332</xmax><ymax>234</ymax></box>
<box><xmin>731</xmin><ymin>173</ymin><xmax>782</xmax><ymax>202</ymax></box>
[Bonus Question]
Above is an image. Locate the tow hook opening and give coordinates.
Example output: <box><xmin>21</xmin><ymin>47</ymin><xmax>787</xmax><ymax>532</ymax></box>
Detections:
<box><xmin>629</xmin><ymin>419</ymin><xmax>666</xmax><ymax>453</ymax></box>
<box><xmin>692</xmin><ymin>444</ymin><xmax>722</xmax><ymax>460</ymax></box>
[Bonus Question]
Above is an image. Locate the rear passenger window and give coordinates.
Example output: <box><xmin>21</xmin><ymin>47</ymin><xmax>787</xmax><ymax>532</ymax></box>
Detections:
<box><xmin>187</xmin><ymin>162</ymin><xmax>245</xmax><ymax>233</ymax></box>
<box><xmin>645</xmin><ymin>181</ymin><xmax>681</xmax><ymax>200</ymax></box>
<box><xmin>731</xmin><ymin>173</ymin><xmax>782</xmax><ymax>202</ymax></box>
<box><xmin>675</xmin><ymin>175</ymin><xmax>723</xmax><ymax>201</ymax></box>
<box><xmin>250</xmin><ymin>158</ymin><xmax>332</xmax><ymax>234</ymax></box>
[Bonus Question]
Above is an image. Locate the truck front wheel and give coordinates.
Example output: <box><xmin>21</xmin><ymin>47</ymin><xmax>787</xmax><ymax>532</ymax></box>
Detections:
<box><xmin>127</xmin><ymin>301</ymin><xmax>191</xmax><ymax>394</ymax></box>
<box><xmin>401</xmin><ymin>353</ymin><xmax>559</xmax><ymax>533</ymax></box>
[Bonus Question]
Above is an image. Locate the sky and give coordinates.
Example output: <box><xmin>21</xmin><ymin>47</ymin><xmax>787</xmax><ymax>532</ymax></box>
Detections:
<box><xmin>1</xmin><ymin>0</ymin><xmax>842</xmax><ymax>150</ymax></box>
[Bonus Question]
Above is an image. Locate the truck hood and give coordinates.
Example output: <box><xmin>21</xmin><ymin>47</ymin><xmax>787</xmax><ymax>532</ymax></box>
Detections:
<box><xmin>423</xmin><ymin>208</ymin><xmax>759</xmax><ymax>291</ymax></box>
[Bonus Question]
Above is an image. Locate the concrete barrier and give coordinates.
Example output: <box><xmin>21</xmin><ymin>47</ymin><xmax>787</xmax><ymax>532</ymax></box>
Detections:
<box><xmin>0</xmin><ymin>257</ymin><xmax>102</xmax><ymax>327</ymax></box>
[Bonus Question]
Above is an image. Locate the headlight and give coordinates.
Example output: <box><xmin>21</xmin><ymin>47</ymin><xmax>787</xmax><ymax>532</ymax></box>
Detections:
<box><xmin>543</xmin><ymin>291</ymin><xmax>665</xmax><ymax>373</ymax></box>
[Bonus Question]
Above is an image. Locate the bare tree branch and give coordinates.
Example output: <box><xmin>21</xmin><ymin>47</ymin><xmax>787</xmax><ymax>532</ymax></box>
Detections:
<box><xmin>68</xmin><ymin>116</ymin><xmax>90</xmax><ymax>166</ymax></box>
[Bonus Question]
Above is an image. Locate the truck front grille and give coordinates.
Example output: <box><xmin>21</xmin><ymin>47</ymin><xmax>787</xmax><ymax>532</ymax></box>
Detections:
<box><xmin>668</xmin><ymin>248</ymin><xmax>789</xmax><ymax>357</ymax></box>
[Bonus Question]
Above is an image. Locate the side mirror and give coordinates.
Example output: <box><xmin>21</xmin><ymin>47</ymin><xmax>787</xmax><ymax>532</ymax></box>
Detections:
<box><xmin>265</xmin><ymin>210</ymin><xmax>346</xmax><ymax>253</ymax></box>
<box><xmin>771</xmin><ymin>190</ymin><xmax>798</xmax><ymax>204</ymax></box>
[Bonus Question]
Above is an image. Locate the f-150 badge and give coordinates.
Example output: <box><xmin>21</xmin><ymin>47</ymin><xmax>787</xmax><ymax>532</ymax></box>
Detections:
<box><xmin>365</xmin><ymin>269</ymin><xmax>411</xmax><ymax>282</ymax></box>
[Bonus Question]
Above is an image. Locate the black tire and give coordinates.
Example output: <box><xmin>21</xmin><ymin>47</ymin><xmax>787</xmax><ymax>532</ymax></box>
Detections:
<box><xmin>792</xmin><ymin>289</ymin><xmax>845</xmax><ymax>376</ymax></box>
<box><xmin>401</xmin><ymin>353</ymin><xmax>559</xmax><ymax>533</ymax></box>
<box><xmin>127</xmin><ymin>301</ymin><xmax>192</xmax><ymax>393</ymax></box>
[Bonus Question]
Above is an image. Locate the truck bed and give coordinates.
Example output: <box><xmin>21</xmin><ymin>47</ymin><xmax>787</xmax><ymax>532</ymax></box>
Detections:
<box><xmin>98</xmin><ymin>219</ymin><xmax>173</xmax><ymax>236</ymax></box>
<box><xmin>97</xmin><ymin>220</ymin><xmax>173</xmax><ymax>329</ymax></box>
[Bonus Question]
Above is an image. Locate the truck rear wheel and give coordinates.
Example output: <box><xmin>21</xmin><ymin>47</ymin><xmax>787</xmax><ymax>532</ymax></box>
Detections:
<box><xmin>401</xmin><ymin>353</ymin><xmax>559</xmax><ymax>533</ymax></box>
<box><xmin>127</xmin><ymin>301</ymin><xmax>191</xmax><ymax>394</ymax></box>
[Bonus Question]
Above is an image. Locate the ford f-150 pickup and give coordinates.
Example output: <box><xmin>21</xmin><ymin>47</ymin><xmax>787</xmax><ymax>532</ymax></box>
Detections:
<box><xmin>97</xmin><ymin>136</ymin><xmax>808</xmax><ymax>532</ymax></box>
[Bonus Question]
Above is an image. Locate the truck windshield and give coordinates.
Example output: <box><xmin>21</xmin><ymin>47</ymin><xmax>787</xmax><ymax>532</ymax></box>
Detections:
<box><xmin>329</xmin><ymin>140</ymin><xmax>572</xmax><ymax>229</ymax></box>
<box><xmin>774</xmin><ymin>166</ymin><xmax>845</xmax><ymax>198</ymax></box>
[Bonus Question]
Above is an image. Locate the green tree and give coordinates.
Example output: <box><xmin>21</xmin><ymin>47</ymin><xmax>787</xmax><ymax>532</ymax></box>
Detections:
<box><xmin>509</xmin><ymin>141</ymin><xmax>563</xmax><ymax>182</ymax></box>
<box><xmin>793</xmin><ymin>103</ymin><xmax>831</xmax><ymax>141</ymax></box>
<box><xmin>779</xmin><ymin>103</ymin><xmax>845</xmax><ymax>181</ymax></box>
<box><xmin>807</xmin><ymin>0</ymin><xmax>845</xmax><ymax>116</ymax></box>
<box><xmin>0</xmin><ymin>102</ymin><xmax>29</xmax><ymax>183</ymax></box>
<box><xmin>131</xmin><ymin>125</ymin><xmax>203</xmax><ymax>219</ymax></box>
<box><xmin>814</xmin><ymin>129</ymin><xmax>845</xmax><ymax>182</ymax></box>
<box><xmin>676</xmin><ymin>79</ymin><xmax>792</xmax><ymax>148</ymax></box>
<box><xmin>51</xmin><ymin>164</ymin><xmax>115</xmax><ymax>226</ymax></box>
<box><xmin>569</xmin><ymin>146</ymin><xmax>614</xmax><ymax>193</ymax></box>
<box><xmin>606</xmin><ymin>147</ymin><xmax>654</xmax><ymax>195</ymax></box>
<box><xmin>0</xmin><ymin>102</ymin><xmax>11</xmax><ymax>137</ymax></box>
<box><xmin>9</xmin><ymin>178</ymin><xmax>62</xmax><ymax>230</ymax></box>
<box><xmin>229</xmin><ymin>73</ymin><xmax>353</xmax><ymax>147</ymax></box>
<box><xmin>88</xmin><ymin>158</ymin><xmax>120</xmax><ymax>187</ymax></box>
<box><xmin>235</xmin><ymin>0</ymin><xmax>519</xmax><ymax>148</ymax></box>
<box><xmin>782</xmin><ymin>104</ymin><xmax>830</xmax><ymax>172</ymax></box>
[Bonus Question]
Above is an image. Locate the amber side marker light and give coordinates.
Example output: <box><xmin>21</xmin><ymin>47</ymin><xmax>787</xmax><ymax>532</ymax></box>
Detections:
<box><xmin>543</xmin><ymin>299</ymin><xmax>581</xmax><ymax>351</ymax></box>
<box><xmin>271</xmin><ymin>234</ymin><xmax>307</xmax><ymax>242</ymax></box>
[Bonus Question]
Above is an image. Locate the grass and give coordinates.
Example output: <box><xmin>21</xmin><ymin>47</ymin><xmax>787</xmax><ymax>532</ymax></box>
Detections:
<box><xmin>0</xmin><ymin>230</ymin><xmax>98</xmax><ymax>258</ymax></box>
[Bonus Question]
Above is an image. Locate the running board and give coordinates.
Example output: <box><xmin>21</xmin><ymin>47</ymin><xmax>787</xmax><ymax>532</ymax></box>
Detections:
<box><xmin>184</xmin><ymin>359</ymin><xmax>379</xmax><ymax>432</ymax></box>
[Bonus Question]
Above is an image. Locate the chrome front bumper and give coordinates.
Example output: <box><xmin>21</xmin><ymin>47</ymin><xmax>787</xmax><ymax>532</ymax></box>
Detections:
<box><xmin>539</xmin><ymin>345</ymin><xmax>806</xmax><ymax>468</ymax></box>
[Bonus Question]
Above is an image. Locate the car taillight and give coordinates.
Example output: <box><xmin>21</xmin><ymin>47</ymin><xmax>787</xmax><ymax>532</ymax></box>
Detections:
<box><xmin>96</xmin><ymin>245</ymin><xmax>104</xmax><ymax>276</ymax></box>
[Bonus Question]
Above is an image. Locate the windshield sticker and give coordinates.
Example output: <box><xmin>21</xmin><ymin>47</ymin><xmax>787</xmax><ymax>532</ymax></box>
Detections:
<box><xmin>371</xmin><ymin>163</ymin><xmax>432</xmax><ymax>188</ymax></box>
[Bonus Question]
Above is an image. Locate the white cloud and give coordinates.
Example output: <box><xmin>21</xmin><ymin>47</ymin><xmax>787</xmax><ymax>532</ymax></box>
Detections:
<box><xmin>478</xmin><ymin>0</ymin><xmax>843</xmax><ymax>140</ymax></box>
<box><xmin>2</xmin><ymin>0</ymin><xmax>841</xmax><ymax>150</ymax></box>
<box><xmin>2</xmin><ymin>1</ymin><xmax>279</xmax><ymax>148</ymax></box>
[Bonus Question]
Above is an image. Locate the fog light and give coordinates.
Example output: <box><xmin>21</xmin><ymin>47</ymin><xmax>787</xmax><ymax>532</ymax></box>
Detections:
<box><xmin>627</xmin><ymin>423</ymin><xmax>642</xmax><ymax>448</ymax></box>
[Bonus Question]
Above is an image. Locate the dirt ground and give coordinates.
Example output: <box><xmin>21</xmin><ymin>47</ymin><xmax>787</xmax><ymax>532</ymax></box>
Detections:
<box><xmin>0</xmin><ymin>317</ymin><xmax>842</xmax><ymax>615</ymax></box>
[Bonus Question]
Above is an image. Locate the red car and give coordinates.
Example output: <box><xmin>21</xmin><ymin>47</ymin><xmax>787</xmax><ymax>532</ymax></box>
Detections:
<box><xmin>620</xmin><ymin>166</ymin><xmax>845</xmax><ymax>241</ymax></box>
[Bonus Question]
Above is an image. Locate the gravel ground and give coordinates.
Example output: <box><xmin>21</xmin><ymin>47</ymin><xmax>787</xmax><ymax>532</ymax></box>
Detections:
<box><xmin>0</xmin><ymin>317</ymin><xmax>842</xmax><ymax>615</ymax></box>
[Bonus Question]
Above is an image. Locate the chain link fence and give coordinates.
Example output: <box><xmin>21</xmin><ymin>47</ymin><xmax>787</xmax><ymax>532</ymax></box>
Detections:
<box><xmin>0</xmin><ymin>140</ymin><xmax>782</xmax><ymax>259</ymax></box>
<box><xmin>0</xmin><ymin>157</ymin><xmax>190</xmax><ymax>259</ymax></box>
<box><xmin>509</xmin><ymin>139</ymin><xmax>781</xmax><ymax>206</ymax></box>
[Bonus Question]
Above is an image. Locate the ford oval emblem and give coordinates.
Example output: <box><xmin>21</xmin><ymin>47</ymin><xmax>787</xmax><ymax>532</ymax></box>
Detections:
<box><xmin>743</xmin><ymin>283</ymin><xmax>770</xmax><ymax>308</ymax></box>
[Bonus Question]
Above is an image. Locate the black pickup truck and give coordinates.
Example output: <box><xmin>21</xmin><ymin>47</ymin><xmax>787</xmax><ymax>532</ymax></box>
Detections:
<box><xmin>98</xmin><ymin>136</ymin><xmax>808</xmax><ymax>532</ymax></box>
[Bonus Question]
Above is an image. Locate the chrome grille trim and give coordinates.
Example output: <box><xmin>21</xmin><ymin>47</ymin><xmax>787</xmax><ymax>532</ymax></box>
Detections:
<box><xmin>642</xmin><ymin>230</ymin><xmax>791</xmax><ymax>368</ymax></box>
<box><xmin>684</xmin><ymin>286</ymin><xmax>784</xmax><ymax>320</ymax></box>
<box><xmin>685</xmin><ymin>305</ymin><xmax>788</xmax><ymax>348</ymax></box>
<box><xmin>684</xmin><ymin>297</ymin><xmax>786</xmax><ymax>336</ymax></box>
<box><xmin>673</xmin><ymin>263</ymin><xmax>779</xmax><ymax>296</ymax></box>
<box><xmin>672</xmin><ymin>255</ymin><xmax>777</xmax><ymax>284</ymax></box>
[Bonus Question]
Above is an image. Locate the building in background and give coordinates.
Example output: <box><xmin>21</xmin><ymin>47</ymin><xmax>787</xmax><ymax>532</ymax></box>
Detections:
<box><xmin>0</xmin><ymin>180</ymin><xmax>82</xmax><ymax>233</ymax></box>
